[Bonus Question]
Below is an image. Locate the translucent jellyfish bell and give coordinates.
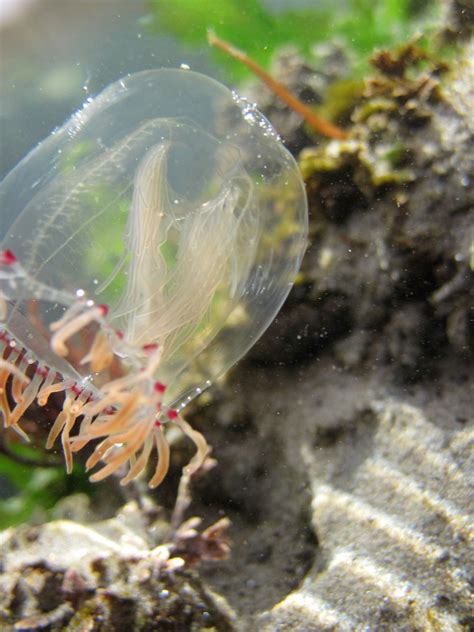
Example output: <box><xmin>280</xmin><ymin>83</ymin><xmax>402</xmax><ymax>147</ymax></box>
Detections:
<box><xmin>0</xmin><ymin>69</ymin><xmax>307</xmax><ymax>486</ymax></box>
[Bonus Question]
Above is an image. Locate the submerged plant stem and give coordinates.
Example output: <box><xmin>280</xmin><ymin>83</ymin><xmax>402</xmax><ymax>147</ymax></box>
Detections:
<box><xmin>207</xmin><ymin>30</ymin><xmax>347</xmax><ymax>140</ymax></box>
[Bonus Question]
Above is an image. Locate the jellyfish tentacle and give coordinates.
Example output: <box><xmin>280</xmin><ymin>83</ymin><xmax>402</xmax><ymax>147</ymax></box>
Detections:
<box><xmin>37</xmin><ymin>376</ymin><xmax>75</xmax><ymax>406</ymax></box>
<box><xmin>50</xmin><ymin>303</ymin><xmax>109</xmax><ymax>357</ymax></box>
<box><xmin>170</xmin><ymin>413</ymin><xmax>210</xmax><ymax>477</ymax></box>
<box><xmin>148</xmin><ymin>425</ymin><xmax>170</xmax><ymax>489</ymax></box>
<box><xmin>0</xmin><ymin>361</ymin><xmax>15</xmax><ymax>426</ymax></box>
<box><xmin>80</xmin><ymin>329</ymin><xmax>114</xmax><ymax>372</ymax></box>
<box><xmin>78</xmin><ymin>392</ymin><xmax>143</xmax><ymax>441</ymax></box>
<box><xmin>0</xmin><ymin>358</ymin><xmax>30</xmax><ymax>389</ymax></box>
<box><xmin>89</xmin><ymin>421</ymin><xmax>153</xmax><ymax>483</ymax></box>
<box><xmin>0</xmin><ymin>352</ymin><xmax>32</xmax><ymax>436</ymax></box>
<box><xmin>120</xmin><ymin>433</ymin><xmax>154</xmax><ymax>486</ymax></box>
<box><xmin>9</xmin><ymin>370</ymin><xmax>46</xmax><ymax>427</ymax></box>
<box><xmin>46</xmin><ymin>392</ymin><xmax>74</xmax><ymax>450</ymax></box>
<box><xmin>11</xmin><ymin>353</ymin><xmax>31</xmax><ymax>403</ymax></box>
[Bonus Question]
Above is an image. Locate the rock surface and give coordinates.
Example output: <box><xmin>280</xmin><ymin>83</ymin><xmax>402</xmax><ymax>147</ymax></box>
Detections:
<box><xmin>0</xmin><ymin>506</ymin><xmax>237</xmax><ymax>631</ymax></box>
<box><xmin>193</xmin><ymin>37</ymin><xmax>474</xmax><ymax>631</ymax></box>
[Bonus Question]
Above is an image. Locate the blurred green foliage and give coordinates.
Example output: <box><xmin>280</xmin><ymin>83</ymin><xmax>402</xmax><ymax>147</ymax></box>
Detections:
<box><xmin>145</xmin><ymin>0</ymin><xmax>439</xmax><ymax>80</ymax></box>
<box><xmin>0</xmin><ymin>443</ymin><xmax>91</xmax><ymax>529</ymax></box>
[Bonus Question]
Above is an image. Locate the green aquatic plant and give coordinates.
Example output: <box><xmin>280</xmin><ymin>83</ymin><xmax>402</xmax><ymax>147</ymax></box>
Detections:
<box><xmin>0</xmin><ymin>69</ymin><xmax>307</xmax><ymax>490</ymax></box>
<box><xmin>0</xmin><ymin>450</ymin><xmax>91</xmax><ymax>529</ymax></box>
<box><xmin>146</xmin><ymin>0</ymin><xmax>440</xmax><ymax>80</ymax></box>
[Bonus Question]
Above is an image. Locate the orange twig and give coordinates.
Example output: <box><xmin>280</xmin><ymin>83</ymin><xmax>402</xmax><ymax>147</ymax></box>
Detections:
<box><xmin>207</xmin><ymin>30</ymin><xmax>347</xmax><ymax>140</ymax></box>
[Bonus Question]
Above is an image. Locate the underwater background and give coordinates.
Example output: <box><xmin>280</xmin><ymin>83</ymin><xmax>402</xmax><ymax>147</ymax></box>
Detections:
<box><xmin>0</xmin><ymin>1</ymin><xmax>473</xmax><ymax>630</ymax></box>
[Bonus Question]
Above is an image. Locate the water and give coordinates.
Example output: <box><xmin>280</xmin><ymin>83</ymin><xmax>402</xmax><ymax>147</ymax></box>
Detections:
<box><xmin>0</xmin><ymin>0</ymin><xmax>218</xmax><ymax>180</ymax></box>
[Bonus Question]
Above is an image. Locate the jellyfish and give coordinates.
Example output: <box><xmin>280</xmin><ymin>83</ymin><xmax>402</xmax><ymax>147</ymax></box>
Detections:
<box><xmin>0</xmin><ymin>69</ymin><xmax>308</xmax><ymax>487</ymax></box>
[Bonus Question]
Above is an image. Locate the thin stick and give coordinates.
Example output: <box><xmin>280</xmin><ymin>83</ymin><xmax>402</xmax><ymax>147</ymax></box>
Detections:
<box><xmin>207</xmin><ymin>30</ymin><xmax>347</xmax><ymax>140</ymax></box>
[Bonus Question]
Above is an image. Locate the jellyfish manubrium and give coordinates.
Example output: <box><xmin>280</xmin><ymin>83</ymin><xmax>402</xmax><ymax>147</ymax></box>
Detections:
<box><xmin>0</xmin><ymin>69</ymin><xmax>308</xmax><ymax>487</ymax></box>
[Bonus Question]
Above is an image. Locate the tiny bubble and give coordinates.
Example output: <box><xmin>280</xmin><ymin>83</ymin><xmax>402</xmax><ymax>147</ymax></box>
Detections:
<box><xmin>93</xmin><ymin>279</ymin><xmax>99</xmax><ymax>285</ymax></box>
<box><xmin>180</xmin><ymin>63</ymin><xmax>190</xmax><ymax>70</ymax></box>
